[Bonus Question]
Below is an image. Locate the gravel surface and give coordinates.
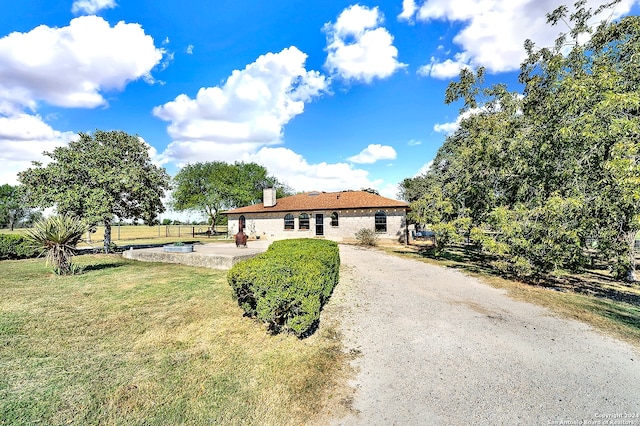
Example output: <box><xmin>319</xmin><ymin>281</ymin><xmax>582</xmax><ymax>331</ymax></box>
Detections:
<box><xmin>324</xmin><ymin>244</ymin><xmax>640</xmax><ymax>425</ymax></box>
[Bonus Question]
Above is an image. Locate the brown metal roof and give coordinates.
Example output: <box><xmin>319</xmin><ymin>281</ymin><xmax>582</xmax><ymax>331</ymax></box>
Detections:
<box><xmin>222</xmin><ymin>190</ymin><xmax>409</xmax><ymax>214</ymax></box>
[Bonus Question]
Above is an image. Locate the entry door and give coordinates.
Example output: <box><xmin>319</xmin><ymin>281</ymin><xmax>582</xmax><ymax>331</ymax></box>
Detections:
<box><xmin>315</xmin><ymin>213</ymin><xmax>324</xmax><ymax>236</ymax></box>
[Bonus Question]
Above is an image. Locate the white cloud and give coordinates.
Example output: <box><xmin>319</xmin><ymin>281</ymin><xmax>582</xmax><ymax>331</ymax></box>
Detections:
<box><xmin>186</xmin><ymin>45</ymin><xmax>194</xmax><ymax>54</ymax></box>
<box><xmin>158</xmin><ymin>141</ymin><xmax>266</xmax><ymax>166</ymax></box>
<box><xmin>0</xmin><ymin>16</ymin><xmax>164</xmax><ymax>185</ymax></box>
<box><xmin>154</xmin><ymin>46</ymin><xmax>391</xmax><ymax>194</ymax></box>
<box><xmin>324</xmin><ymin>4</ymin><xmax>406</xmax><ymax>83</ymax></box>
<box><xmin>154</xmin><ymin>46</ymin><xmax>327</xmax><ymax>164</ymax></box>
<box><xmin>348</xmin><ymin>144</ymin><xmax>397</xmax><ymax>164</ymax></box>
<box><xmin>0</xmin><ymin>113</ymin><xmax>78</xmax><ymax>184</ymax></box>
<box><xmin>72</xmin><ymin>0</ymin><xmax>117</xmax><ymax>14</ymax></box>
<box><xmin>414</xmin><ymin>160</ymin><xmax>433</xmax><ymax>177</ymax></box>
<box><xmin>398</xmin><ymin>0</ymin><xmax>419</xmax><ymax>21</ymax></box>
<box><xmin>159</xmin><ymin>52</ymin><xmax>175</xmax><ymax>73</ymax></box>
<box><xmin>434</xmin><ymin>93</ymin><xmax>523</xmax><ymax>133</ymax></box>
<box><xmin>244</xmin><ymin>147</ymin><xmax>383</xmax><ymax>193</ymax></box>
<box><xmin>162</xmin><ymin>145</ymin><xmax>386</xmax><ymax>196</ymax></box>
<box><xmin>408</xmin><ymin>139</ymin><xmax>422</xmax><ymax>146</ymax></box>
<box><xmin>433</xmin><ymin>120</ymin><xmax>459</xmax><ymax>134</ymax></box>
<box><xmin>417</xmin><ymin>53</ymin><xmax>470</xmax><ymax>79</ymax></box>
<box><xmin>405</xmin><ymin>0</ymin><xmax>639</xmax><ymax>78</ymax></box>
<box><xmin>137</xmin><ymin>136</ymin><xmax>165</xmax><ymax>168</ymax></box>
<box><xmin>378</xmin><ymin>182</ymin><xmax>402</xmax><ymax>199</ymax></box>
<box><xmin>0</xmin><ymin>16</ymin><xmax>164</xmax><ymax>109</ymax></box>
<box><xmin>433</xmin><ymin>107</ymin><xmax>483</xmax><ymax>134</ymax></box>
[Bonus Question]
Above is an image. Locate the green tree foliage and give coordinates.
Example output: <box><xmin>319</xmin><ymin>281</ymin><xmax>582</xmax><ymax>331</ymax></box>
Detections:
<box><xmin>405</xmin><ymin>1</ymin><xmax>640</xmax><ymax>280</ymax></box>
<box><xmin>0</xmin><ymin>184</ymin><xmax>28</xmax><ymax>231</ymax></box>
<box><xmin>19</xmin><ymin>130</ymin><xmax>170</xmax><ymax>253</ymax></box>
<box><xmin>171</xmin><ymin>161</ymin><xmax>290</xmax><ymax>229</ymax></box>
<box><xmin>398</xmin><ymin>173</ymin><xmax>435</xmax><ymax>203</ymax></box>
<box><xmin>24</xmin><ymin>215</ymin><xmax>89</xmax><ymax>275</ymax></box>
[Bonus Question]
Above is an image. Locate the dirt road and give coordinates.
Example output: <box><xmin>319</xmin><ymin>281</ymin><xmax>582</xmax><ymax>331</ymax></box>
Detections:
<box><xmin>325</xmin><ymin>245</ymin><xmax>640</xmax><ymax>425</ymax></box>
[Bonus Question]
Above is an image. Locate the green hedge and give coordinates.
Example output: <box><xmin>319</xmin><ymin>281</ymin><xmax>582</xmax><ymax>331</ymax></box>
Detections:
<box><xmin>0</xmin><ymin>234</ymin><xmax>39</xmax><ymax>260</ymax></box>
<box><xmin>227</xmin><ymin>239</ymin><xmax>340</xmax><ymax>337</ymax></box>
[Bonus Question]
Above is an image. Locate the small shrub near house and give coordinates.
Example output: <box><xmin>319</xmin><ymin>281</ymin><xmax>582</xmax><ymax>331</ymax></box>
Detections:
<box><xmin>227</xmin><ymin>239</ymin><xmax>340</xmax><ymax>337</ymax></box>
<box><xmin>355</xmin><ymin>228</ymin><xmax>378</xmax><ymax>246</ymax></box>
<box><xmin>0</xmin><ymin>234</ymin><xmax>39</xmax><ymax>260</ymax></box>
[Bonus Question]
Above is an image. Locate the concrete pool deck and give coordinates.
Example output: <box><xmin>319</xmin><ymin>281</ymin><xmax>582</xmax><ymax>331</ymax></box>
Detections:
<box><xmin>122</xmin><ymin>240</ymin><xmax>270</xmax><ymax>270</ymax></box>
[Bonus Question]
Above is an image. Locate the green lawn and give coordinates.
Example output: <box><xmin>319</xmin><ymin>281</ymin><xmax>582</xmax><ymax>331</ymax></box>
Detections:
<box><xmin>0</xmin><ymin>255</ymin><xmax>348</xmax><ymax>425</ymax></box>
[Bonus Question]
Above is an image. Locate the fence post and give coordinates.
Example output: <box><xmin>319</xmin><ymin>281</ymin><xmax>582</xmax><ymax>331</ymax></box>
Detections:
<box><xmin>192</xmin><ymin>226</ymin><xmax>195</xmax><ymax>238</ymax></box>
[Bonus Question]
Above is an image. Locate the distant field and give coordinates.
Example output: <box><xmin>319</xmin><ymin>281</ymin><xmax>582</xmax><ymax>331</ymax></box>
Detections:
<box><xmin>1</xmin><ymin>225</ymin><xmax>228</xmax><ymax>242</ymax></box>
<box><xmin>87</xmin><ymin>225</ymin><xmax>228</xmax><ymax>242</ymax></box>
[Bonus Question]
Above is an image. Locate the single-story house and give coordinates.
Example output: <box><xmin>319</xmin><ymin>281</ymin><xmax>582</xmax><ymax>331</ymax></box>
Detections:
<box><xmin>222</xmin><ymin>188</ymin><xmax>410</xmax><ymax>244</ymax></box>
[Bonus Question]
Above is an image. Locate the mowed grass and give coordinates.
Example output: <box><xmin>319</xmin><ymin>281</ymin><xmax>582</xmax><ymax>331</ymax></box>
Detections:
<box><xmin>384</xmin><ymin>243</ymin><xmax>640</xmax><ymax>348</ymax></box>
<box><xmin>0</xmin><ymin>255</ymin><xmax>348</xmax><ymax>425</ymax></box>
<box><xmin>1</xmin><ymin>226</ymin><xmax>230</xmax><ymax>249</ymax></box>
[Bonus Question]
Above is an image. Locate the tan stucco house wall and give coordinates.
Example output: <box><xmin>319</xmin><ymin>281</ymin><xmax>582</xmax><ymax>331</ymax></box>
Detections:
<box><xmin>223</xmin><ymin>189</ymin><xmax>410</xmax><ymax>244</ymax></box>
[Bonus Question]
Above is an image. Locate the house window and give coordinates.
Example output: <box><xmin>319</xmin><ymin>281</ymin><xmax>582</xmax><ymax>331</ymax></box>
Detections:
<box><xmin>299</xmin><ymin>213</ymin><xmax>310</xmax><ymax>230</ymax></box>
<box><xmin>331</xmin><ymin>212</ymin><xmax>339</xmax><ymax>227</ymax></box>
<box><xmin>284</xmin><ymin>213</ymin><xmax>294</xmax><ymax>230</ymax></box>
<box><xmin>375</xmin><ymin>210</ymin><xmax>387</xmax><ymax>233</ymax></box>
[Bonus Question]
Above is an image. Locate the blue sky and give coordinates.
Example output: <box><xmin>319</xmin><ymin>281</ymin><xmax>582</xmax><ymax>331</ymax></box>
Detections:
<box><xmin>1</xmin><ymin>0</ymin><xmax>639</xmax><ymax>202</ymax></box>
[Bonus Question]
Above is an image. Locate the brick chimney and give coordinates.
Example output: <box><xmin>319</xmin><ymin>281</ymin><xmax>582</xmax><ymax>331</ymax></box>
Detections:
<box><xmin>263</xmin><ymin>187</ymin><xmax>276</xmax><ymax>207</ymax></box>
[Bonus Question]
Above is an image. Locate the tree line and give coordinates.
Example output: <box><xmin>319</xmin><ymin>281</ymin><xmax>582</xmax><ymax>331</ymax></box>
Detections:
<box><xmin>400</xmin><ymin>0</ymin><xmax>640</xmax><ymax>281</ymax></box>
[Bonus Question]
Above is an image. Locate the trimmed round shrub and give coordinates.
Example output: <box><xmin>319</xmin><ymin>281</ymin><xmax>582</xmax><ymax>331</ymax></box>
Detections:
<box><xmin>227</xmin><ymin>239</ymin><xmax>340</xmax><ymax>337</ymax></box>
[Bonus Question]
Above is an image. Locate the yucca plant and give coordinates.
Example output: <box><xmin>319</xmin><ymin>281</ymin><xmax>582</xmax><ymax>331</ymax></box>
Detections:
<box><xmin>25</xmin><ymin>214</ymin><xmax>89</xmax><ymax>275</ymax></box>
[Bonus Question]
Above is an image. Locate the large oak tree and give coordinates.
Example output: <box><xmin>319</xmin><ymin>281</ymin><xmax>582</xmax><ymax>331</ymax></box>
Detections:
<box><xmin>171</xmin><ymin>161</ymin><xmax>290</xmax><ymax>230</ymax></box>
<box><xmin>19</xmin><ymin>130</ymin><xmax>171</xmax><ymax>253</ymax></box>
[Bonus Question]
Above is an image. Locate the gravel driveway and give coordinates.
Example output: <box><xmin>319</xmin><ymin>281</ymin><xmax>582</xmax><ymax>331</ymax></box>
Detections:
<box><xmin>325</xmin><ymin>245</ymin><xmax>640</xmax><ymax>425</ymax></box>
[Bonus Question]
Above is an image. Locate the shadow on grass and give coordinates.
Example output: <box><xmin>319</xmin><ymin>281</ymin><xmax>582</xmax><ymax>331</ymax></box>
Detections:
<box><xmin>539</xmin><ymin>273</ymin><xmax>640</xmax><ymax>306</ymax></box>
<box><xmin>393</xmin><ymin>243</ymin><xmax>640</xmax><ymax>307</ymax></box>
<box><xmin>81</xmin><ymin>263</ymin><xmax>126</xmax><ymax>272</ymax></box>
<box><xmin>602</xmin><ymin>304</ymin><xmax>640</xmax><ymax>328</ymax></box>
<box><xmin>392</xmin><ymin>244</ymin><xmax>500</xmax><ymax>277</ymax></box>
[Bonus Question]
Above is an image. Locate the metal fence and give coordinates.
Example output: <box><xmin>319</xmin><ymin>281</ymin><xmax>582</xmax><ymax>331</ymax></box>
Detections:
<box><xmin>85</xmin><ymin>225</ymin><xmax>228</xmax><ymax>242</ymax></box>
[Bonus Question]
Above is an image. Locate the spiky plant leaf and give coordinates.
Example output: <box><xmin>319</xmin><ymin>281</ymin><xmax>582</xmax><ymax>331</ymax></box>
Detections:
<box><xmin>25</xmin><ymin>215</ymin><xmax>89</xmax><ymax>275</ymax></box>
